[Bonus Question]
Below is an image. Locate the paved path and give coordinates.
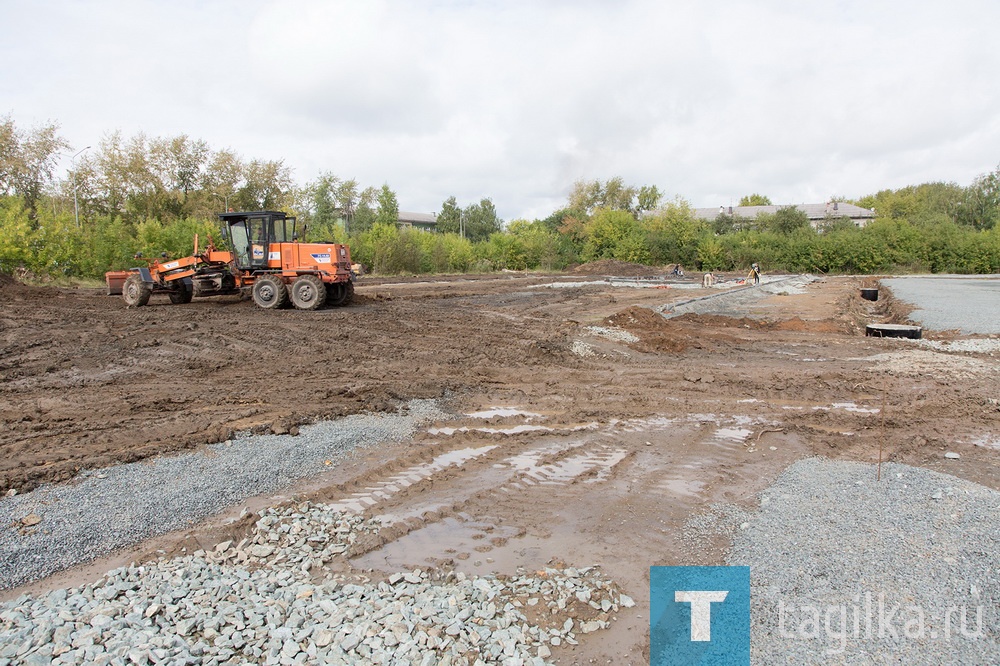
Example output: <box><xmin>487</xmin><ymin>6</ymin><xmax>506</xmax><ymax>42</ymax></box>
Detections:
<box><xmin>883</xmin><ymin>275</ymin><xmax>1000</xmax><ymax>335</ymax></box>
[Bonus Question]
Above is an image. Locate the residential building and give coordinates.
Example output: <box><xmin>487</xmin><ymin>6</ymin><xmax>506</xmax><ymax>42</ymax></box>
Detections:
<box><xmin>693</xmin><ymin>202</ymin><xmax>876</xmax><ymax>228</ymax></box>
<box><xmin>398</xmin><ymin>211</ymin><xmax>438</xmax><ymax>231</ymax></box>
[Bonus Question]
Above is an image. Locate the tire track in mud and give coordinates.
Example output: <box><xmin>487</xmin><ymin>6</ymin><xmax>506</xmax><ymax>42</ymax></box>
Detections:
<box><xmin>289</xmin><ymin>412</ymin><xmax>637</xmax><ymax>566</ymax></box>
<box><xmin>323</xmin><ymin>444</ymin><xmax>499</xmax><ymax>514</ymax></box>
<box><xmin>503</xmin><ymin>444</ymin><xmax>630</xmax><ymax>490</ymax></box>
<box><xmin>346</xmin><ymin>436</ymin><xmax>635</xmax><ymax>569</ymax></box>
<box><xmin>321</xmin><ymin>434</ymin><xmax>631</xmax><ymax>523</ymax></box>
<box><xmin>309</xmin><ymin>408</ymin><xmax>784</xmax><ymax>573</ymax></box>
<box><xmin>352</xmin><ymin>415</ymin><xmax>784</xmax><ymax>567</ymax></box>
<box><xmin>648</xmin><ymin>425</ymin><xmax>755</xmax><ymax>501</ymax></box>
<box><xmin>343</xmin><ymin>421</ymin><xmax>768</xmax><ymax>574</ymax></box>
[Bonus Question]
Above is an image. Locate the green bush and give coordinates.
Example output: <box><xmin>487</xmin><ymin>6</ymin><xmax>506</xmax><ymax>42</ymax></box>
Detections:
<box><xmin>643</xmin><ymin>204</ymin><xmax>708</xmax><ymax>266</ymax></box>
<box><xmin>580</xmin><ymin>209</ymin><xmax>645</xmax><ymax>262</ymax></box>
<box><xmin>83</xmin><ymin>216</ymin><xmax>140</xmax><ymax>274</ymax></box>
<box><xmin>443</xmin><ymin>234</ymin><xmax>474</xmax><ymax>272</ymax></box>
<box><xmin>0</xmin><ymin>198</ymin><xmax>40</xmax><ymax>273</ymax></box>
<box><xmin>695</xmin><ymin>236</ymin><xmax>731</xmax><ymax>271</ymax></box>
<box><xmin>507</xmin><ymin>220</ymin><xmax>576</xmax><ymax>270</ymax></box>
<box><xmin>2</xmin><ymin>193</ymin><xmax>998</xmax><ymax>281</ymax></box>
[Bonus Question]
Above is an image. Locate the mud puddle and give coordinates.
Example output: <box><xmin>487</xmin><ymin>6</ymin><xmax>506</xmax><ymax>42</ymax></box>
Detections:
<box><xmin>352</xmin><ymin>513</ymin><xmax>524</xmax><ymax>571</ymax></box>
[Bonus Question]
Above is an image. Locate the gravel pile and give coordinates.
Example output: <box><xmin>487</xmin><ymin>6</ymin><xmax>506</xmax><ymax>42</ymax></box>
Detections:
<box><xmin>660</xmin><ymin>275</ymin><xmax>817</xmax><ymax>318</ymax></box>
<box><xmin>0</xmin><ymin>400</ymin><xmax>447</xmax><ymax>591</ymax></box>
<box><xmin>235</xmin><ymin>504</ymin><xmax>381</xmax><ymax>571</ymax></box>
<box><xmin>728</xmin><ymin>457</ymin><xmax>999</xmax><ymax>664</ymax></box>
<box><xmin>0</xmin><ymin>501</ymin><xmax>632</xmax><ymax>665</ymax></box>
<box><xmin>682</xmin><ymin>503</ymin><xmax>754</xmax><ymax>541</ymax></box>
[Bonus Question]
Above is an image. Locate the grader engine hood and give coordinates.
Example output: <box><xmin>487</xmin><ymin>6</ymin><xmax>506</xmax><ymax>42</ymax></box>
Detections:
<box><xmin>275</xmin><ymin>242</ymin><xmax>351</xmax><ymax>277</ymax></box>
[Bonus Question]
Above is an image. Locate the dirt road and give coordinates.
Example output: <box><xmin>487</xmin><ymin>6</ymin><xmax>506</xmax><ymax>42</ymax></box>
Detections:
<box><xmin>2</xmin><ymin>271</ymin><xmax>998</xmax><ymax>663</ymax></box>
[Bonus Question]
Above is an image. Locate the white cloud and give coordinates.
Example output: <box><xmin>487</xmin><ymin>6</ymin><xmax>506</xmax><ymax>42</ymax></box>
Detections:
<box><xmin>2</xmin><ymin>0</ymin><xmax>998</xmax><ymax>220</ymax></box>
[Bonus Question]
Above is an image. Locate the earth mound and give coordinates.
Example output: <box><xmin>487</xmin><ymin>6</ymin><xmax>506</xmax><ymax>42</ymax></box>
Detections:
<box><xmin>604</xmin><ymin>306</ymin><xmax>716</xmax><ymax>353</ymax></box>
<box><xmin>602</xmin><ymin>307</ymin><xmax>841</xmax><ymax>353</ymax></box>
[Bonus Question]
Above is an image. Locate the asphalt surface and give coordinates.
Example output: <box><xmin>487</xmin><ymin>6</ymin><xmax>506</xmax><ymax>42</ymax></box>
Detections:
<box><xmin>882</xmin><ymin>275</ymin><xmax>1000</xmax><ymax>335</ymax></box>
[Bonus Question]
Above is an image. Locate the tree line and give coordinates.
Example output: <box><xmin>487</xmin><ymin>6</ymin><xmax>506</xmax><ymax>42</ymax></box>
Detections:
<box><xmin>1</xmin><ymin>114</ymin><xmax>998</xmax><ymax>279</ymax></box>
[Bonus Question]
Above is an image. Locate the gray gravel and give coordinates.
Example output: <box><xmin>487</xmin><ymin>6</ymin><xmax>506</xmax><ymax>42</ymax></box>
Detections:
<box><xmin>660</xmin><ymin>275</ymin><xmax>819</xmax><ymax>318</ymax></box>
<box><xmin>0</xmin><ymin>501</ymin><xmax>629</xmax><ymax>665</ymax></box>
<box><xmin>882</xmin><ymin>275</ymin><xmax>1000</xmax><ymax>335</ymax></box>
<box><xmin>0</xmin><ymin>400</ymin><xmax>447</xmax><ymax>591</ymax></box>
<box><xmin>728</xmin><ymin>457</ymin><xmax>999</xmax><ymax>664</ymax></box>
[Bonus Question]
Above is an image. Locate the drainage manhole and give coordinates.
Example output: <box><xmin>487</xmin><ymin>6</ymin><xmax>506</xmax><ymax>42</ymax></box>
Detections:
<box><xmin>866</xmin><ymin>323</ymin><xmax>922</xmax><ymax>339</ymax></box>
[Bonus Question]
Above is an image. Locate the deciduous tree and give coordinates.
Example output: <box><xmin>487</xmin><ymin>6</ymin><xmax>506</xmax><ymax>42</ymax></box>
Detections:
<box><xmin>0</xmin><ymin>115</ymin><xmax>70</xmax><ymax>219</ymax></box>
<box><xmin>738</xmin><ymin>193</ymin><xmax>772</xmax><ymax>206</ymax></box>
<box><xmin>637</xmin><ymin>185</ymin><xmax>662</xmax><ymax>214</ymax></box>
<box><xmin>306</xmin><ymin>171</ymin><xmax>342</xmax><ymax>227</ymax></box>
<box><xmin>375</xmin><ymin>184</ymin><xmax>399</xmax><ymax>228</ymax></box>
<box><xmin>350</xmin><ymin>186</ymin><xmax>379</xmax><ymax>232</ymax></box>
<box><xmin>461</xmin><ymin>198</ymin><xmax>502</xmax><ymax>242</ymax></box>
<box><xmin>337</xmin><ymin>179</ymin><xmax>361</xmax><ymax>231</ymax></box>
<box><xmin>568</xmin><ymin>177</ymin><xmax>661</xmax><ymax>218</ymax></box>
<box><xmin>437</xmin><ymin>196</ymin><xmax>461</xmax><ymax>234</ymax></box>
<box><xmin>767</xmin><ymin>206</ymin><xmax>810</xmax><ymax>234</ymax></box>
<box><xmin>203</xmin><ymin>148</ymin><xmax>244</xmax><ymax>212</ymax></box>
<box><xmin>234</xmin><ymin>159</ymin><xmax>293</xmax><ymax>211</ymax></box>
<box><xmin>960</xmin><ymin>165</ymin><xmax>999</xmax><ymax>230</ymax></box>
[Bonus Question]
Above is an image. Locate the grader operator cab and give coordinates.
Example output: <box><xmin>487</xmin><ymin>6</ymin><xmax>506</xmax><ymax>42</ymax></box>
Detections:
<box><xmin>109</xmin><ymin>211</ymin><xmax>355</xmax><ymax>310</ymax></box>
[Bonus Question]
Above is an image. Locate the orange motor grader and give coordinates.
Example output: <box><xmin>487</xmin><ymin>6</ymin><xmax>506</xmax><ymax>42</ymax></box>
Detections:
<box><xmin>110</xmin><ymin>211</ymin><xmax>354</xmax><ymax>310</ymax></box>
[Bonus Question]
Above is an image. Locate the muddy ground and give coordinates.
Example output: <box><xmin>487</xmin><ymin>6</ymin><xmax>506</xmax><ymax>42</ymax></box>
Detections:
<box><xmin>2</xmin><ymin>272</ymin><xmax>998</xmax><ymax>663</ymax></box>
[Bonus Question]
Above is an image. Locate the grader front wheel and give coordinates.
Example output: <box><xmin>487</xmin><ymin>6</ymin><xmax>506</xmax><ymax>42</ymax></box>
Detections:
<box><xmin>252</xmin><ymin>275</ymin><xmax>288</xmax><ymax>309</ymax></box>
<box><xmin>122</xmin><ymin>274</ymin><xmax>152</xmax><ymax>307</ymax></box>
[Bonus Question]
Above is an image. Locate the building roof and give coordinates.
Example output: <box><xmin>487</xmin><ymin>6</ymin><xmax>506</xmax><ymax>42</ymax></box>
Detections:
<box><xmin>398</xmin><ymin>211</ymin><xmax>437</xmax><ymax>224</ymax></box>
<box><xmin>692</xmin><ymin>202</ymin><xmax>875</xmax><ymax>221</ymax></box>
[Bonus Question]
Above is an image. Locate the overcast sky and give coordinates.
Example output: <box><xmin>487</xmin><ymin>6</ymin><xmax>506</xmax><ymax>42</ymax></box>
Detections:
<box><xmin>4</xmin><ymin>0</ymin><xmax>999</xmax><ymax>221</ymax></box>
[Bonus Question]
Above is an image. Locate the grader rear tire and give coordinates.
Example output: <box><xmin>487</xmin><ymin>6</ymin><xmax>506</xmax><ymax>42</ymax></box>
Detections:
<box><xmin>168</xmin><ymin>285</ymin><xmax>193</xmax><ymax>304</ymax></box>
<box><xmin>122</xmin><ymin>274</ymin><xmax>152</xmax><ymax>307</ymax></box>
<box><xmin>290</xmin><ymin>275</ymin><xmax>326</xmax><ymax>310</ymax></box>
<box><xmin>326</xmin><ymin>281</ymin><xmax>355</xmax><ymax>306</ymax></box>
<box><xmin>252</xmin><ymin>276</ymin><xmax>288</xmax><ymax>309</ymax></box>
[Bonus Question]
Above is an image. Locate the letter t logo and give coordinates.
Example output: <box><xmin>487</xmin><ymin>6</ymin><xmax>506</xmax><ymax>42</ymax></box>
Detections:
<box><xmin>675</xmin><ymin>591</ymin><xmax>729</xmax><ymax>641</ymax></box>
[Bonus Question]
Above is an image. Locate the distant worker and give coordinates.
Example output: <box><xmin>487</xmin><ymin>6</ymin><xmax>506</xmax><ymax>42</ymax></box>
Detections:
<box><xmin>702</xmin><ymin>272</ymin><xmax>716</xmax><ymax>288</ymax></box>
<box><xmin>748</xmin><ymin>262</ymin><xmax>761</xmax><ymax>285</ymax></box>
<box><xmin>672</xmin><ymin>264</ymin><xmax>684</xmax><ymax>277</ymax></box>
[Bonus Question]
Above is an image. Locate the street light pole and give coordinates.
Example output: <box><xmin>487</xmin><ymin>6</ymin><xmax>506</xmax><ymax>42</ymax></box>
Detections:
<box><xmin>71</xmin><ymin>146</ymin><xmax>91</xmax><ymax>228</ymax></box>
